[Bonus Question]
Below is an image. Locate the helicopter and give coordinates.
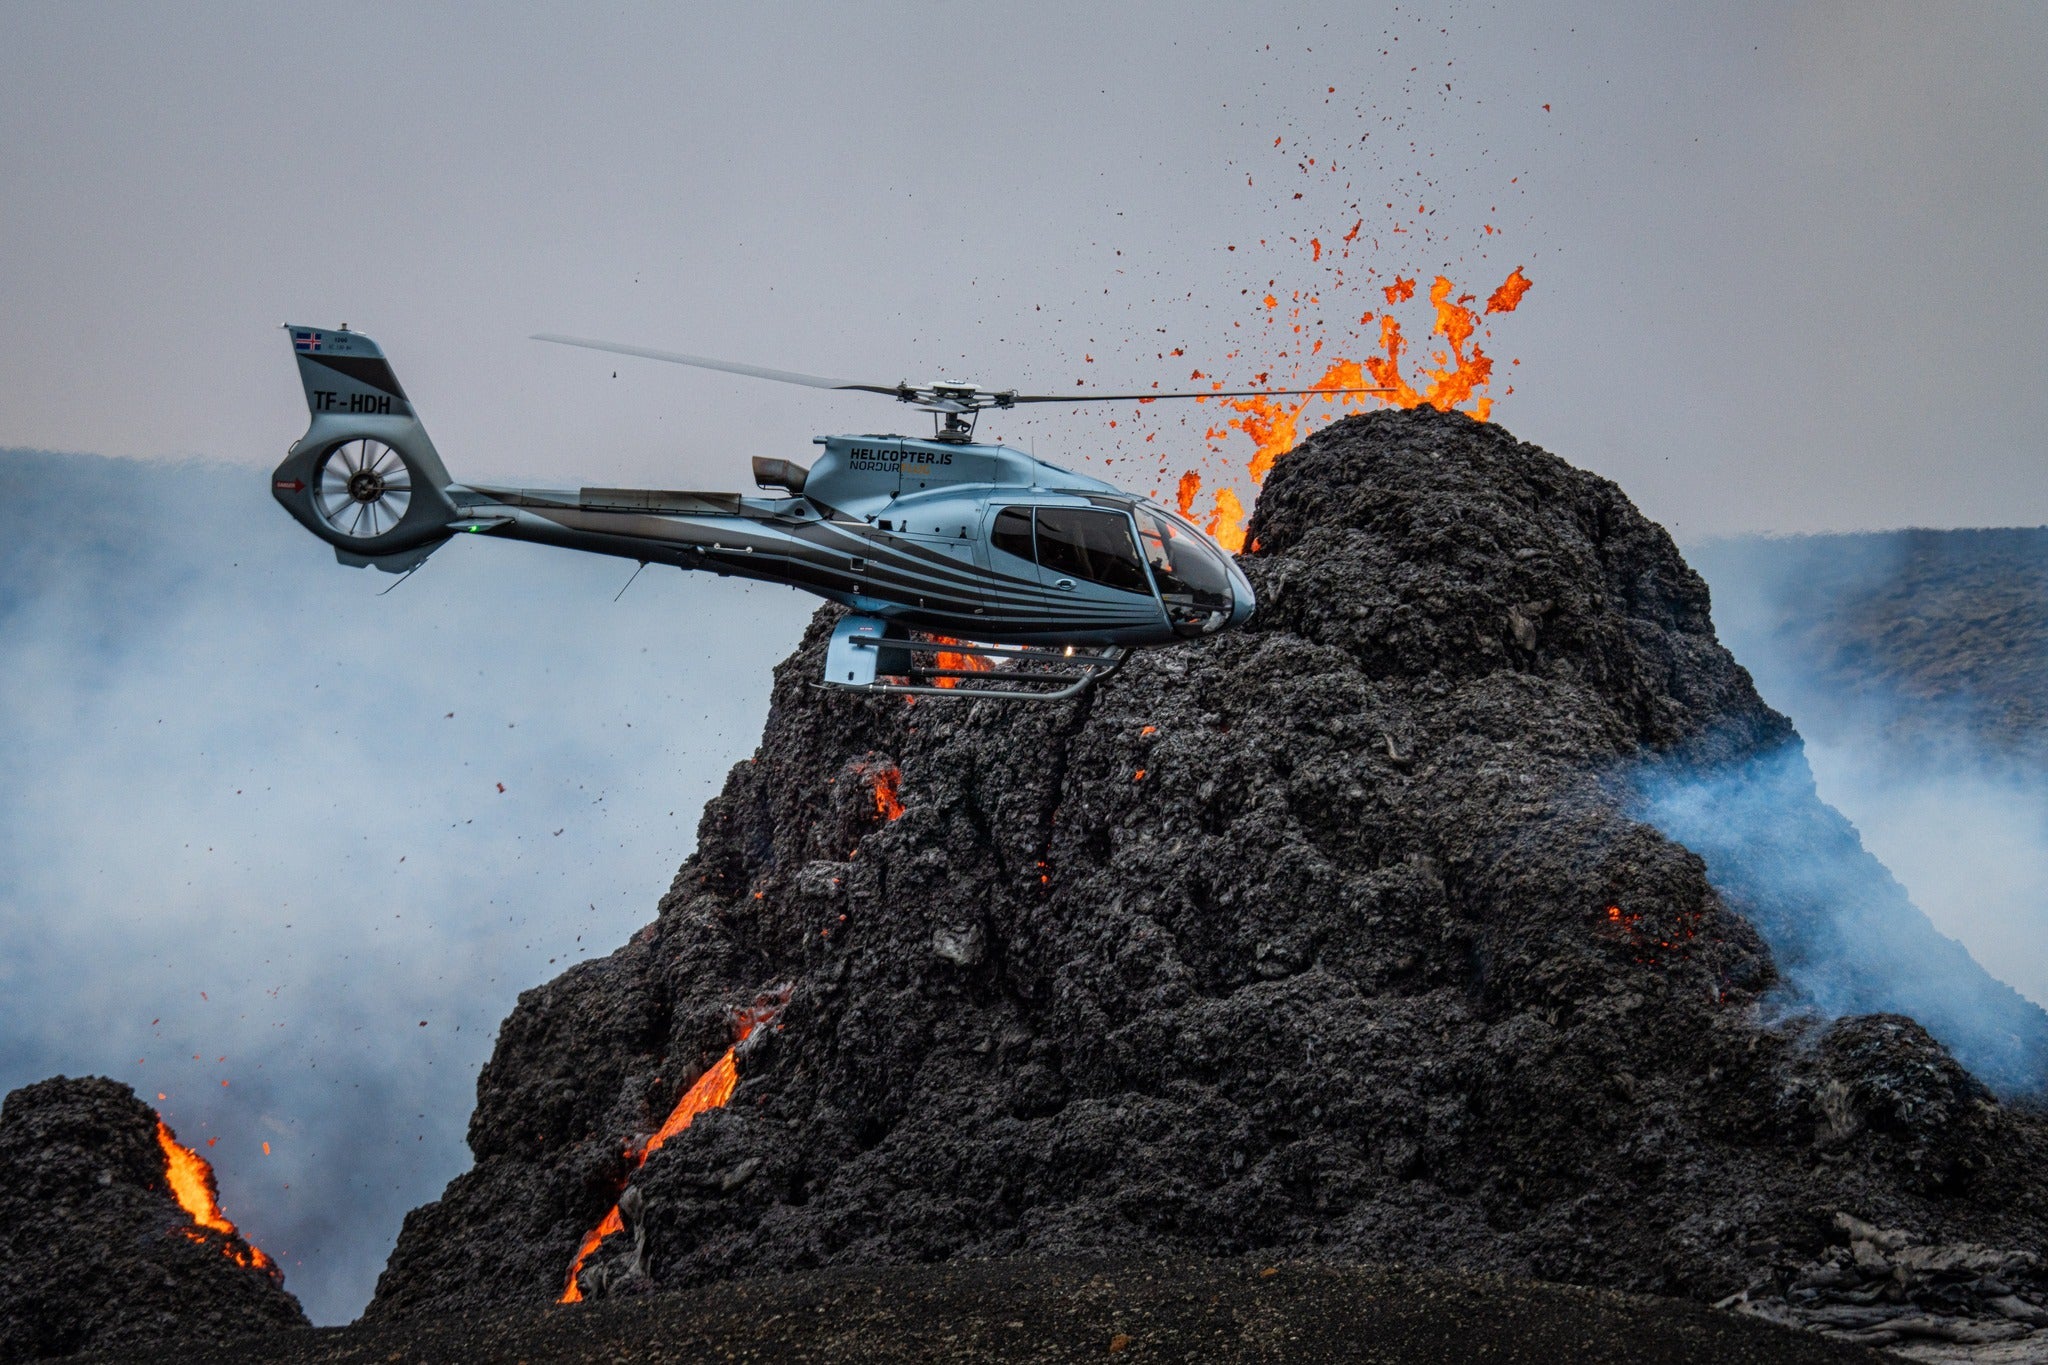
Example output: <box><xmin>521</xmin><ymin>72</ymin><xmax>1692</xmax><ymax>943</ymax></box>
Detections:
<box><xmin>270</xmin><ymin>325</ymin><xmax>1385</xmax><ymax>699</ymax></box>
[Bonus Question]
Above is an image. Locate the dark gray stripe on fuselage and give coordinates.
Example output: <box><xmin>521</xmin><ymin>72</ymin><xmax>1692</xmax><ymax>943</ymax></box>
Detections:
<box><xmin>495</xmin><ymin>503</ymin><xmax>1163</xmax><ymax>639</ymax></box>
<box><xmin>790</xmin><ymin>520</ymin><xmax>1047</xmax><ymax>610</ymax></box>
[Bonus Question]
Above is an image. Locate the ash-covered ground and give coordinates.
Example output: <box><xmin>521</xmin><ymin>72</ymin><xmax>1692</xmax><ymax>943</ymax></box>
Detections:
<box><xmin>343</xmin><ymin>408</ymin><xmax>2048</xmax><ymax>1357</ymax></box>
<box><xmin>90</xmin><ymin>1258</ymin><xmax>1900</xmax><ymax>1365</ymax></box>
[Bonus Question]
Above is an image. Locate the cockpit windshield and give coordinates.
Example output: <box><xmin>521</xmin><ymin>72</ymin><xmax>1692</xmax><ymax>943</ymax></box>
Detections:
<box><xmin>1135</xmin><ymin>506</ymin><xmax>1235</xmax><ymax>636</ymax></box>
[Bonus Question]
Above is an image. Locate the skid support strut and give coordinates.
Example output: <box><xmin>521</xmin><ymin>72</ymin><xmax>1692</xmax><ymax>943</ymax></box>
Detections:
<box><xmin>821</xmin><ymin>616</ymin><xmax>1127</xmax><ymax>701</ymax></box>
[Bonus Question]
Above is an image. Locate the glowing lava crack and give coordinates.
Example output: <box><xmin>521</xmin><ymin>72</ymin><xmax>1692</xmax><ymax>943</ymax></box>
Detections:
<box><xmin>560</xmin><ymin>995</ymin><xmax>788</xmax><ymax>1303</ymax></box>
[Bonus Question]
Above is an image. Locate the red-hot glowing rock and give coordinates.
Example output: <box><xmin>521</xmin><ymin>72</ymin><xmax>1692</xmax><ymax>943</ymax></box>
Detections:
<box><xmin>0</xmin><ymin>1076</ymin><xmax>306</xmax><ymax>1360</ymax></box>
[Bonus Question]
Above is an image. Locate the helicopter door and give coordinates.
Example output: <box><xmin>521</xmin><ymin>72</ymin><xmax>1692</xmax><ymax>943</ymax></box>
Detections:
<box><xmin>983</xmin><ymin>504</ymin><xmax>1048</xmax><ymax>632</ymax></box>
<box><xmin>1030</xmin><ymin>506</ymin><xmax>1167</xmax><ymax>636</ymax></box>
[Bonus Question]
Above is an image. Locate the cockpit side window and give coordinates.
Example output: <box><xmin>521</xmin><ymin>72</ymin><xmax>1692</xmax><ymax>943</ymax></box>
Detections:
<box><xmin>1033</xmin><ymin>507</ymin><xmax>1152</xmax><ymax>595</ymax></box>
<box><xmin>991</xmin><ymin>506</ymin><xmax>1034</xmax><ymax>562</ymax></box>
<box><xmin>1136</xmin><ymin>508</ymin><xmax>1232</xmax><ymax>609</ymax></box>
<box><xmin>1136</xmin><ymin>507</ymin><xmax>1234</xmax><ymax>636</ymax></box>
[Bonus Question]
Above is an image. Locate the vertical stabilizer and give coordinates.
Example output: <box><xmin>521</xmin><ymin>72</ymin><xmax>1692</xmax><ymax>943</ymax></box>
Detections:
<box><xmin>272</xmin><ymin>326</ymin><xmax>457</xmax><ymax>571</ymax></box>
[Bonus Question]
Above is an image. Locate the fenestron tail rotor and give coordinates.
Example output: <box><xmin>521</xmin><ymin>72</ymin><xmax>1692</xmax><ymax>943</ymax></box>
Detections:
<box><xmin>314</xmin><ymin>439</ymin><xmax>413</xmax><ymax>541</ymax></box>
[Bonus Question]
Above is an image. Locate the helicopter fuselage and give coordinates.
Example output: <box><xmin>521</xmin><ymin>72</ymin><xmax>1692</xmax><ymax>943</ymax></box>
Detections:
<box><xmin>271</xmin><ymin>324</ymin><xmax>1258</xmax><ymax>697</ymax></box>
<box><xmin>438</xmin><ymin>434</ymin><xmax>1254</xmax><ymax>647</ymax></box>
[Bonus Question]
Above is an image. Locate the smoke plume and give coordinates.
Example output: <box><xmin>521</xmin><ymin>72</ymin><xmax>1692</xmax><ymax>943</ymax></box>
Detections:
<box><xmin>0</xmin><ymin>449</ymin><xmax>806</xmax><ymax>1322</ymax></box>
<box><xmin>1637</xmin><ymin>531</ymin><xmax>2048</xmax><ymax>1090</ymax></box>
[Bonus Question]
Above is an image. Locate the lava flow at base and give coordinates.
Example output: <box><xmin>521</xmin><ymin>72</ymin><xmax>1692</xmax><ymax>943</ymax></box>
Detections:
<box><xmin>154</xmin><ymin>1117</ymin><xmax>277</xmax><ymax>1276</ymax></box>
<box><xmin>558</xmin><ymin>1050</ymin><xmax>738</xmax><ymax>1301</ymax></box>
<box><xmin>560</xmin><ymin>996</ymin><xmax>789</xmax><ymax>1302</ymax></box>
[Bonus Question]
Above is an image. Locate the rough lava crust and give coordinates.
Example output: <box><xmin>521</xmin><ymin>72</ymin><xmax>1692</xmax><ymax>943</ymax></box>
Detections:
<box><xmin>368</xmin><ymin>408</ymin><xmax>2048</xmax><ymax>1334</ymax></box>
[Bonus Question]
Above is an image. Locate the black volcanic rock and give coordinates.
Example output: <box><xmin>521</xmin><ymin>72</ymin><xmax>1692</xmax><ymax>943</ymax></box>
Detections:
<box><xmin>367</xmin><ymin>408</ymin><xmax>2048</xmax><ymax>1332</ymax></box>
<box><xmin>0</xmin><ymin>1076</ymin><xmax>306</xmax><ymax>1361</ymax></box>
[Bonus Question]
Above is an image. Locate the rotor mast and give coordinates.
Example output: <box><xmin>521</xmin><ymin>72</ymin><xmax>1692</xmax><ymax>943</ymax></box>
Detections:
<box><xmin>917</xmin><ymin>381</ymin><xmax>1012</xmax><ymax>442</ymax></box>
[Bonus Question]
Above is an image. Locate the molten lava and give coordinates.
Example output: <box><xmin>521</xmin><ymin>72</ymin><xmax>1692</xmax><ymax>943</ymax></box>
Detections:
<box><xmin>1486</xmin><ymin>266</ymin><xmax>1532</xmax><ymax>315</ymax></box>
<box><xmin>558</xmin><ymin>1048</ymin><xmax>738</xmax><ymax>1302</ymax></box>
<box><xmin>1188</xmin><ymin>264</ymin><xmax>1532</xmax><ymax>551</ymax></box>
<box><xmin>1206</xmin><ymin>488</ymin><xmax>1247</xmax><ymax>554</ymax></box>
<box><xmin>925</xmin><ymin>637</ymin><xmax>994</xmax><ymax>691</ymax></box>
<box><xmin>154</xmin><ymin>1118</ymin><xmax>276</xmax><ymax>1275</ymax></box>
<box><xmin>560</xmin><ymin>993</ymin><xmax>789</xmax><ymax>1302</ymax></box>
<box><xmin>869</xmin><ymin>763</ymin><xmax>906</xmax><ymax>820</ymax></box>
<box><xmin>1602</xmin><ymin>902</ymin><xmax>1706</xmax><ymax>967</ymax></box>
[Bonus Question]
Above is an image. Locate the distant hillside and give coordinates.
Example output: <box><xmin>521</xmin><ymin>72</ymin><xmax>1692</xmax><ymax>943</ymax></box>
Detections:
<box><xmin>1691</xmin><ymin>528</ymin><xmax>2048</xmax><ymax>760</ymax></box>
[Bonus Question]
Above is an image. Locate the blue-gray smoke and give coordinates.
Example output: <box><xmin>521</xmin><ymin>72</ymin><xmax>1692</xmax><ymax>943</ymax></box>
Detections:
<box><xmin>1632</xmin><ymin>739</ymin><xmax>2048</xmax><ymax>1094</ymax></box>
<box><xmin>0</xmin><ymin>448</ymin><xmax>808</xmax><ymax>1322</ymax></box>
<box><xmin>1637</xmin><ymin>534</ymin><xmax>2048</xmax><ymax>1095</ymax></box>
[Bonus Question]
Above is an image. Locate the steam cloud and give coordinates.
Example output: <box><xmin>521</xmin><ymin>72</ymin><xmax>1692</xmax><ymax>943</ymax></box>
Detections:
<box><xmin>1636</xmin><ymin>533</ymin><xmax>2048</xmax><ymax>1092</ymax></box>
<box><xmin>0</xmin><ymin>449</ymin><xmax>807</xmax><ymax>1322</ymax></box>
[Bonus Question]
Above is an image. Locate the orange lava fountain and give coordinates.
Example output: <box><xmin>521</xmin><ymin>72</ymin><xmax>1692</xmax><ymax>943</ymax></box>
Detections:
<box><xmin>155</xmin><ymin>1118</ymin><xmax>276</xmax><ymax>1275</ymax></box>
<box><xmin>1206</xmin><ymin>488</ymin><xmax>1248</xmax><ymax>554</ymax></box>
<box><xmin>1219</xmin><ymin>266</ymin><xmax>1530</xmax><ymax>477</ymax></box>
<box><xmin>1184</xmin><ymin>264</ymin><xmax>1533</xmax><ymax>552</ymax></box>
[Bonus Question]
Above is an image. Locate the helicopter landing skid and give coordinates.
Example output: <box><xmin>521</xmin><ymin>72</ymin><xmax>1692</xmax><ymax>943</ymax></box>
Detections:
<box><xmin>820</xmin><ymin>616</ymin><xmax>1127</xmax><ymax>701</ymax></box>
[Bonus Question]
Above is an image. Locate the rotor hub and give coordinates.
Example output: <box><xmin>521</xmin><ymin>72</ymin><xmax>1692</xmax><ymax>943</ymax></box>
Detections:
<box><xmin>347</xmin><ymin>469</ymin><xmax>387</xmax><ymax>503</ymax></box>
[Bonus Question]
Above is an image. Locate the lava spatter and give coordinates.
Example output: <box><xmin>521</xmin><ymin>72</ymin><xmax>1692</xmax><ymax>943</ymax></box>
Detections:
<box><xmin>155</xmin><ymin>1118</ymin><xmax>277</xmax><ymax>1276</ymax></box>
<box><xmin>1486</xmin><ymin>266</ymin><xmax>1532</xmax><ymax>315</ymax></box>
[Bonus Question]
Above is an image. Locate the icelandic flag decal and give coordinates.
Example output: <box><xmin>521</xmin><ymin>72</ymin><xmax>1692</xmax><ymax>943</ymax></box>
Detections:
<box><xmin>294</xmin><ymin>330</ymin><xmax>321</xmax><ymax>352</ymax></box>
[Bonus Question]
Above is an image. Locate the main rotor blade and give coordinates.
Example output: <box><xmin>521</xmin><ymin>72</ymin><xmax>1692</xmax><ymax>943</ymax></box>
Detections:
<box><xmin>532</xmin><ymin>334</ymin><xmax>901</xmax><ymax>396</ymax></box>
<box><xmin>1004</xmin><ymin>386</ymin><xmax>1394</xmax><ymax>404</ymax></box>
<box><xmin>534</xmin><ymin>333</ymin><xmax>1396</xmax><ymax>407</ymax></box>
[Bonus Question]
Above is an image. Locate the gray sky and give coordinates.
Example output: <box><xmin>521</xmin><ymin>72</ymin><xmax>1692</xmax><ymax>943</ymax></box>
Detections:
<box><xmin>2</xmin><ymin>2</ymin><xmax>2044</xmax><ymax>535</ymax></box>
